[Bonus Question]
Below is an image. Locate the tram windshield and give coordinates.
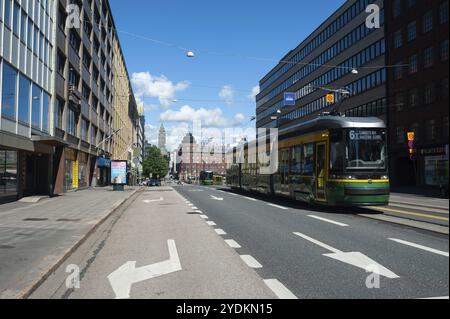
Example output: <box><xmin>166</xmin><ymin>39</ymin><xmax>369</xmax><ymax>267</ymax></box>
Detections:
<box><xmin>346</xmin><ymin>129</ymin><xmax>386</xmax><ymax>170</ymax></box>
<box><xmin>330</xmin><ymin>129</ymin><xmax>387</xmax><ymax>172</ymax></box>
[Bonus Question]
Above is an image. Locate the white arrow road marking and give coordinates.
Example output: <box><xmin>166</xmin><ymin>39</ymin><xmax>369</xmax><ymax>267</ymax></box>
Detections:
<box><xmin>388</xmin><ymin>238</ymin><xmax>449</xmax><ymax>257</ymax></box>
<box><xmin>108</xmin><ymin>240</ymin><xmax>182</xmax><ymax>299</ymax></box>
<box><xmin>210</xmin><ymin>195</ymin><xmax>224</xmax><ymax>201</ymax></box>
<box><xmin>308</xmin><ymin>215</ymin><xmax>349</xmax><ymax>227</ymax></box>
<box><xmin>264</xmin><ymin>279</ymin><xmax>298</xmax><ymax>299</ymax></box>
<box><xmin>142</xmin><ymin>197</ymin><xmax>164</xmax><ymax>203</ymax></box>
<box><xmin>293</xmin><ymin>232</ymin><xmax>399</xmax><ymax>279</ymax></box>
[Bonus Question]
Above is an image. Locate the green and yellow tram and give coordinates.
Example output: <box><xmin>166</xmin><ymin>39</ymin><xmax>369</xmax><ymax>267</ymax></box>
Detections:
<box><xmin>226</xmin><ymin>116</ymin><xmax>390</xmax><ymax>206</ymax></box>
<box><xmin>200</xmin><ymin>171</ymin><xmax>214</xmax><ymax>185</ymax></box>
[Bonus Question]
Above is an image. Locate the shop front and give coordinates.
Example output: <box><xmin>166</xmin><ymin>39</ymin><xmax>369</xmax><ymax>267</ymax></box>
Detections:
<box><xmin>0</xmin><ymin>149</ymin><xmax>18</xmax><ymax>202</ymax></box>
<box><xmin>420</xmin><ymin>145</ymin><xmax>449</xmax><ymax>193</ymax></box>
<box><xmin>63</xmin><ymin>148</ymin><xmax>90</xmax><ymax>192</ymax></box>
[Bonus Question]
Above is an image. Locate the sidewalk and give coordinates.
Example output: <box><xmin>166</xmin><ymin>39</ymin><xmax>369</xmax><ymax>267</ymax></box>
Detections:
<box><xmin>0</xmin><ymin>186</ymin><xmax>140</xmax><ymax>299</ymax></box>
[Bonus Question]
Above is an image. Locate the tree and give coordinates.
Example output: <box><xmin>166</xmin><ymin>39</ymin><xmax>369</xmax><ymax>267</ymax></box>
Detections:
<box><xmin>143</xmin><ymin>145</ymin><xmax>169</xmax><ymax>179</ymax></box>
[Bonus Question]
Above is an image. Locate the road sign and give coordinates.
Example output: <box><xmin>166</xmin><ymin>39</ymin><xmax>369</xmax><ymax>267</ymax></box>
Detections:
<box><xmin>283</xmin><ymin>92</ymin><xmax>296</xmax><ymax>106</ymax></box>
<box><xmin>326</xmin><ymin>93</ymin><xmax>335</xmax><ymax>104</ymax></box>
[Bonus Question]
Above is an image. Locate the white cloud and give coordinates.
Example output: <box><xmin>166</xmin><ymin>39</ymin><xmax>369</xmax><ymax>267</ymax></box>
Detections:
<box><xmin>248</xmin><ymin>85</ymin><xmax>260</xmax><ymax>100</ymax></box>
<box><xmin>219</xmin><ymin>85</ymin><xmax>234</xmax><ymax>105</ymax></box>
<box><xmin>131</xmin><ymin>72</ymin><xmax>189</xmax><ymax>108</ymax></box>
<box><xmin>160</xmin><ymin>105</ymin><xmax>246</xmax><ymax>127</ymax></box>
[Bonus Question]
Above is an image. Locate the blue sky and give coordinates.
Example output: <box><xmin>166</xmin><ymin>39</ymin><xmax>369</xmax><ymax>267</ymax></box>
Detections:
<box><xmin>109</xmin><ymin>0</ymin><xmax>345</xmax><ymax>150</ymax></box>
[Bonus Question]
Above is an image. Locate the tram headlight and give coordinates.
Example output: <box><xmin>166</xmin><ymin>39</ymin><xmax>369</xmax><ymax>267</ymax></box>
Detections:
<box><xmin>381</xmin><ymin>175</ymin><xmax>389</xmax><ymax>180</ymax></box>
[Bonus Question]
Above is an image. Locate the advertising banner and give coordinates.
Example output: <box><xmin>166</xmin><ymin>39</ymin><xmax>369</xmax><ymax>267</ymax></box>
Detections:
<box><xmin>111</xmin><ymin>161</ymin><xmax>127</xmax><ymax>185</ymax></box>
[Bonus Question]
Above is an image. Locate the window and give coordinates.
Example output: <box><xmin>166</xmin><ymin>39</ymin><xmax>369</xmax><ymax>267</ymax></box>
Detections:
<box><xmin>31</xmin><ymin>84</ymin><xmax>41</xmax><ymax>129</ymax></box>
<box><xmin>55</xmin><ymin>98</ymin><xmax>64</xmax><ymax>129</ymax></box>
<box><xmin>408</xmin><ymin>54</ymin><xmax>418</xmax><ymax>74</ymax></box>
<box><xmin>423</xmin><ymin>11</ymin><xmax>433</xmax><ymax>33</ymax></box>
<box><xmin>58</xmin><ymin>5</ymin><xmax>67</xmax><ymax>31</ymax></box>
<box><xmin>425</xmin><ymin>120</ymin><xmax>437</xmax><ymax>140</ymax></box>
<box><xmin>409</xmin><ymin>88</ymin><xmax>420</xmax><ymax>107</ymax></box>
<box><xmin>91</xmin><ymin>125</ymin><xmax>97</xmax><ymax>145</ymax></box>
<box><xmin>81</xmin><ymin>118</ymin><xmax>88</xmax><ymax>141</ymax></box>
<box><xmin>423</xmin><ymin>47</ymin><xmax>434</xmax><ymax>68</ymax></box>
<box><xmin>1</xmin><ymin>62</ymin><xmax>17</xmax><ymax>119</ymax></box>
<box><xmin>4</xmin><ymin>0</ymin><xmax>12</xmax><ymax>28</ymax></box>
<box><xmin>57</xmin><ymin>50</ymin><xmax>65</xmax><ymax>74</ymax></box>
<box><xmin>440</xmin><ymin>0</ymin><xmax>449</xmax><ymax>24</ymax></box>
<box><xmin>407</xmin><ymin>21</ymin><xmax>416</xmax><ymax>42</ymax></box>
<box><xmin>394</xmin><ymin>30</ymin><xmax>403</xmax><ymax>48</ymax></box>
<box><xmin>424</xmin><ymin>84</ymin><xmax>436</xmax><ymax>104</ymax></box>
<box><xmin>69</xmin><ymin>30</ymin><xmax>80</xmax><ymax>51</ymax></box>
<box><xmin>13</xmin><ymin>1</ymin><xmax>19</xmax><ymax>36</ymax></box>
<box><xmin>27</xmin><ymin>19</ymin><xmax>33</xmax><ymax>49</ymax></box>
<box><xmin>394</xmin><ymin>62</ymin><xmax>403</xmax><ymax>80</ymax></box>
<box><xmin>396</xmin><ymin>127</ymin><xmax>405</xmax><ymax>144</ymax></box>
<box><xmin>407</xmin><ymin>0</ymin><xmax>416</xmax><ymax>8</ymax></box>
<box><xmin>82</xmin><ymin>83</ymin><xmax>90</xmax><ymax>101</ymax></box>
<box><xmin>18</xmin><ymin>74</ymin><xmax>30</xmax><ymax>124</ymax></box>
<box><xmin>442</xmin><ymin>78</ymin><xmax>449</xmax><ymax>99</ymax></box>
<box><xmin>395</xmin><ymin>92</ymin><xmax>405</xmax><ymax>111</ymax></box>
<box><xmin>393</xmin><ymin>0</ymin><xmax>401</xmax><ymax>17</ymax></box>
<box><xmin>42</xmin><ymin>92</ymin><xmax>50</xmax><ymax>132</ymax></box>
<box><xmin>67</xmin><ymin>108</ymin><xmax>76</xmax><ymax>136</ymax></box>
<box><xmin>20</xmin><ymin>10</ymin><xmax>26</xmax><ymax>40</ymax></box>
<box><xmin>441</xmin><ymin>40</ymin><xmax>449</xmax><ymax>61</ymax></box>
<box><xmin>69</xmin><ymin>68</ymin><xmax>79</xmax><ymax>87</ymax></box>
<box><xmin>0</xmin><ymin>150</ymin><xmax>18</xmax><ymax>196</ymax></box>
<box><xmin>301</xmin><ymin>144</ymin><xmax>314</xmax><ymax>175</ymax></box>
<box><xmin>444</xmin><ymin>117</ymin><xmax>449</xmax><ymax>138</ymax></box>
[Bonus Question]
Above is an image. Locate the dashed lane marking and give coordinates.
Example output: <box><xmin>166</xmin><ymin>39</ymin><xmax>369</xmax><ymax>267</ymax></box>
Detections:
<box><xmin>225</xmin><ymin>239</ymin><xmax>242</xmax><ymax>249</ymax></box>
<box><xmin>263</xmin><ymin>279</ymin><xmax>298</xmax><ymax>299</ymax></box>
<box><xmin>308</xmin><ymin>215</ymin><xmax>349</xmax><ymax>227</ymax></box>
<box><xmin>388</xmin><ymin>238</ymin><xmax>449</xmax><ymax>257</ymax></box>
<box><xmin>240</xmin><ymin>255</ymin><xmax>263</xmax><ymax>269</ymax></box>
<box><xmin>267</xmin><ymin>203</ymin><xmax>289</xmax><ymax>210</ymax></box>
<box><xmin>215</xmin><ymin>229</ymin><xmax>227</xmax><ymax>235</ymax></box>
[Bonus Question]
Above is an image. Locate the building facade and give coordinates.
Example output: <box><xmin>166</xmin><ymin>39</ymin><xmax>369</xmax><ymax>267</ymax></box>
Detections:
<box><xmin>385</xmin><ymin>0</ymin><xmax>449</xmax><ymax>191</ymax></box>
<box><xmin>0</xmin><ymin>0</ymin><xmax>139</xmax><ymax>203</ymax></box>
<box><xmin>1</xmin><ymin>0</ymin><xmax>55</xmax><ymax>202</ymax></box>
<box><xmin>175</xmin><ymin>133</ymin><xmax>226</xmax><ymax>182</ymax></box>
<box><xmin>256</xmin><ymin>0</ymin><xmax>387</xmax><ymax>132</ymax></box>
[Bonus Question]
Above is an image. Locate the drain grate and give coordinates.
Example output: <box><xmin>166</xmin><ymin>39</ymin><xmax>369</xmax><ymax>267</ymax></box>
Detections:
<box><xmin>56</xmin><ymin>218</ymin><xmax>81</xmax><ymax>222</ymax></box>
<box><xmin>23</xmin><ymin>218</ymin><xmax>49</xmax><ymax>222</ymax></box>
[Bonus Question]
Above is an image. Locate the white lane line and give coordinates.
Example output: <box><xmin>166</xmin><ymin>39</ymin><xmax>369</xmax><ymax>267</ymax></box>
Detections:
<box><xmin>229</xmin><ymin>193</ymin><xmax>239</xmax><ymax>197</ymax></box>
<box><xmin>215</xmin><ymin>229</ymin><xmax>227</xmax><ymax>235</ymax></box>
<box><xmin>244</xmin><ymin>196</ymin><xmax>258</xmax><ymax>202</ymax></box>
<box><xmin>225</xmin><ymin>239</ymin><xmax>242</xmax><ymax>249</ymax></box>
<box><xmin>264</xmin><ymin>279</ymin><xmax>298</xmax><ymax>299</ymax></box>
<box><xmin>293</xmin><ymin>232</ymin><xmax>342</xmax><ymax>254</ymax></box>
<box><xmin>192</xmin><ymin>206</ymin><xmax>198</xmax><ymax>210</ymax></box>
<box><xmin>267</xmin><ymin>203</ymin><xmax>289</xmax><ymax>210</ymax></box>
<box><xmin>308</xmin><ymin>215</ymin><xmax>349</xmax><ymax>227</ymax></box>
<box><xmin>206</xmin><ymin>221</ymin><xmax>217</xmax><ymax>226</ymax></box>
<box><xmin>420</xmin><ymin>296</ymin><xmax>449</xmax><ymax>300</ymax></box>
<box><xmin>199</xmin><ymin>215</ymin><xmax>209</xmax><ymax>219</ymax></box>
<box><xmin>240</xmin><ymin>255</ymin><xmax>263</xmax><ymax>269</ymax></box>
<box><xmin>388</xmin><ymin>238</ymin><xmax>449</xmax><ymax>257</ymax></box>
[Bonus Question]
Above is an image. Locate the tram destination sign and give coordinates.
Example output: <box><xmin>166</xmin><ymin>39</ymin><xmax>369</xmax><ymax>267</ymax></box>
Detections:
<box><xmin>349</xmin><ymin>130</ymin><xmax>383</xmax><ymax>141</ymax></box>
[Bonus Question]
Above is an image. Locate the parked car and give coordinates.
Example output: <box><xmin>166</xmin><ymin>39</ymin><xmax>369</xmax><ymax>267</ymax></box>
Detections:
<box><xmin>147</xmin><ymin>179</ymin><xmax>161</xmax><ymax>187</ymax></box>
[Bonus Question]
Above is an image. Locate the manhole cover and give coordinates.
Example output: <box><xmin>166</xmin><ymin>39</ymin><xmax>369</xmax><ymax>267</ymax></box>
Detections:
<box><xmin>23</xmin><ymin>218</ymin><xmax>49</xmax><ymax>222</ymax></box>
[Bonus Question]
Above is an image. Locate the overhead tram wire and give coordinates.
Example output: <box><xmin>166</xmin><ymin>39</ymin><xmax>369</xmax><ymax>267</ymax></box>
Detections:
<box><xmin>79</xmin><ymin>17</ymin><xmax>410</xmax><ymax>74</ymax></box>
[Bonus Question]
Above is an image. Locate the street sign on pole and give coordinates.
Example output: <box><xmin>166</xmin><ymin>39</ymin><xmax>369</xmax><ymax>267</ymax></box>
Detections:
<box><xmin>326</xmin><ymin>93</ymin><xmax>335</xmax><ymax>104</ymax></box>
<box><xmin>283</xmin><ymin>92</ymin><xmax>296</xmax><ymax>106</ymax></box>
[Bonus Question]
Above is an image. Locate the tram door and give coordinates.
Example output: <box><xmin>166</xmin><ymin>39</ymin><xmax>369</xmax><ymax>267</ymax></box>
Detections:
<box><xmin>315</xmin><ymin>143</ymin><xmax>327</xmax><ymax>201</ymax></box>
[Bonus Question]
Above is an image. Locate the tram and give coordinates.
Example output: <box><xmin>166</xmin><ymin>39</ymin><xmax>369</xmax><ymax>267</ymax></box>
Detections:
<box><xmin>226</xmin><ymin>116</ymin><xmax>390</xmax><ymax>206</ymax></box>
<box><xmin>199</xmin><ymin>171</ymin><xmax>214</xmax><ymax>185</ymax></box>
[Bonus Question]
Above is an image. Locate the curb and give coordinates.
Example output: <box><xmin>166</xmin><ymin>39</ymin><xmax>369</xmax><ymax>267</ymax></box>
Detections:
<box><xmin>359</xmin><ymin>214</ymin><xmax>449</xmax><ymax>235</ymax></box>
<box><xmin>19</xmin><ymin>187</ymin><xmax>142</xmax><ymax>299</ymax></box>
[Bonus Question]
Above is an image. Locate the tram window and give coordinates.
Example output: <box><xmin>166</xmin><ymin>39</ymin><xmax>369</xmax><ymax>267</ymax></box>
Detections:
<box><xmin>330</xmin><ymin>142</ymin><xmax>346</xmax><ymax>171</ymax></box>
<box><xmin>290</xmin><ymin>146</ymin><xmax>302</xmax><ymax>174</ymax></box>
<box><xmin>302</xmin><ymin>144</ymin><xmax>315</xmax><ymax>175</ymax></box>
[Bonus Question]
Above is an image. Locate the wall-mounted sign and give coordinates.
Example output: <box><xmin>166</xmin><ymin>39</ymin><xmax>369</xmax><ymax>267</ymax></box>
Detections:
<box><xmin>283</xmin><ymin>92</ymin><xmax>296</xmax><ymax>106</ymax></box>
<box><xmin>111</xmin><ymin>161</ymin><xmax>127</xmax><ymax>185</ymax></box>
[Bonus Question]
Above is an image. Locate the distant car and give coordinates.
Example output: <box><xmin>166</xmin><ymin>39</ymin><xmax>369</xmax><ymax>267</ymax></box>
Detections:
<box><xmin>147</xmin><ymin>179</ymin><xmax>161</xmax><ymax>187</ymax></box>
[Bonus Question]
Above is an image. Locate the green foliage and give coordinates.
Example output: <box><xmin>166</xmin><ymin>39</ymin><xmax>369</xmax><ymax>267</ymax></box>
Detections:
<box><xmin>143</xmin><ymin>145</ymin><xmax>169</xmax><ymax>179</ymax></box>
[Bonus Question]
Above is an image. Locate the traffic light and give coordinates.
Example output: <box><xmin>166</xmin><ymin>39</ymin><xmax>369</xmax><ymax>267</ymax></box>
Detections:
<box><xmin>407</xmin><ymin>132</ymin><xmax>417</xmax><ymax>160</ymax></box>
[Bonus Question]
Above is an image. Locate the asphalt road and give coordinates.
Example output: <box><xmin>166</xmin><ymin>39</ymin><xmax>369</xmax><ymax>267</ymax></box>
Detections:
<box><xmin>174</xmin><ymin>185</ymin><xmax>449</xmax><ymax>299</ymax></box>
<box><xmin>29</xmin><ymin>188</ymin><xmax>276</xmax><ymax>299</ymax></box>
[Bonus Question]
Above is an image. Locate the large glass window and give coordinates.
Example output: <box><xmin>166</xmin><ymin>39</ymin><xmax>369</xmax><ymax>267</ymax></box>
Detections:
<box><xmin>31</xmin><ymin>84</ymin><xmax>41</xmax><ymax>129</ymax></box>
<box><xmin>1</xmin><ymin>62</ymin><xmax>17</xmax><ymax>119</ymax></box>
<box><xmin>4</xmin><ymin>0</ymin><xmax>12</xmax><ymax>28</ymax></box>
<box><xmin>42</xmin><ymin>92</ymin><xmax>50</xmax><ymax>132</ymax></box>
<box><xmin>407</xmin><ymin>21</ymin><xmax>417</xmax><ymax>42</ymax></box>
<box><xmin>67</xmin><ymin>108</ymin><xmax>76</xmax><ymax>136</ymax></box>
<box><xmin>18</xmin><ymin>74</ymin><xmax>30</xmax><ymax>124</ymax></box>
<box><xmin>0</xmin><ymin>150</ymin><xmax>18</xmax><ymax>197</ymax></box>
<box><xmin>346</xmin><ymin>130</ymin><xmax>386</xmax><ymax>170</ymax></box>
<box><xmin>13</xmin><ymin>1</ymin><xmax>19</xmax><ymax>36</ymax></box>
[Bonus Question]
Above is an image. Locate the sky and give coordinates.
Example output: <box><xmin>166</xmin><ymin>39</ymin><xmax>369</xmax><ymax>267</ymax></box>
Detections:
<box><xmin>109</xmin><ymin>0</ymin><xmax>345</xmax><ymax>151</ymax></box>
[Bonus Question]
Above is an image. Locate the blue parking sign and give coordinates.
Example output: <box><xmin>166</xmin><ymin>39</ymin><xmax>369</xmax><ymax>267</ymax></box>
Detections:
<box><xmin>284</xmin><ymin>92</ymin><xmax>296</xmax><ymax>106</ymax></box>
